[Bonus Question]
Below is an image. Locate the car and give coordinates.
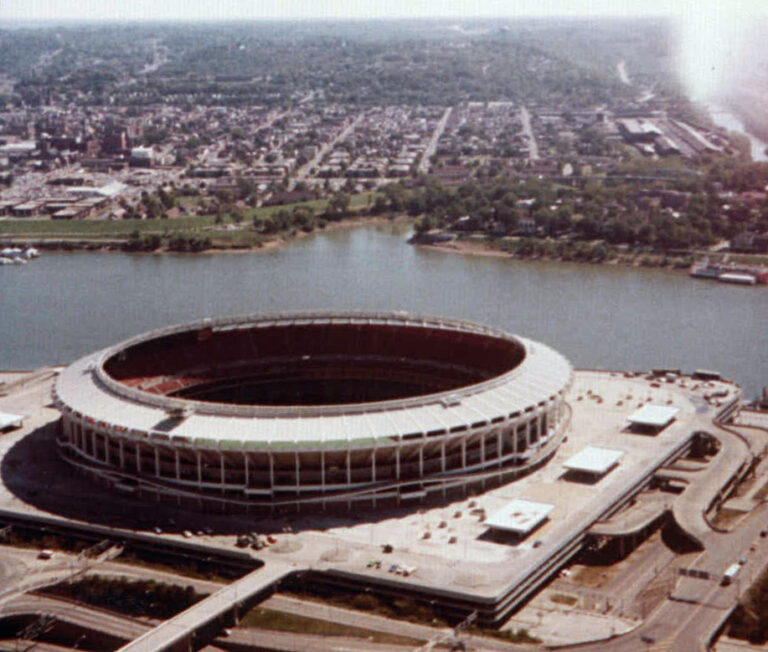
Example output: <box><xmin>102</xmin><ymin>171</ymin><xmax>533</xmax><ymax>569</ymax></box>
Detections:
<box><xmin>382</xmin><ymin>543</ymin><xmax>393</xmax><ymax>553</ymax></box>
<box><xmin>153</xmin><ymin>526</ymin><xmax>163</xmax><ymax>534</ymax></box>
<box><xmin>38</xmin><ymin>549</ymin><xmax>53</xmax><ymax>560</ymax></box>
<box><xmin>182</xmin><ymin>530</ymin><xmax>193</xmax><ymax>538</ymax></box>
<box><xmin>738</xmin><ymin>557</ymin><xmax>747</xmax><ymax>565</ymax></box>
<box><xmin>760</xmin><ymin>529</ymin><xmax>767</xmax><ymax>538</ymax></box>
<box><xmin>267</xmin><ymin>535</ymin><xmax>277</xmax><ymax>544</ymax></box>
<box><xmin>388</xmin><ymin>564</ymin><xmax>400</xmax><ymax>573</ymax></box>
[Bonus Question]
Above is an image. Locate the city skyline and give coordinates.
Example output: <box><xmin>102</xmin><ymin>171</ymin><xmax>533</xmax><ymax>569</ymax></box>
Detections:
<box><xmin>2</xmin><ymin>0</ymin><xmax>767</xmax><ymax>22</ymax></box>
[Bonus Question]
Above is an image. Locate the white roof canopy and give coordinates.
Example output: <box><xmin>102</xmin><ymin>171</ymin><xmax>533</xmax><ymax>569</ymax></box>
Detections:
<box><xmin>486</xmin><ymin>499</ymin><xmax>554</xmax><ymax>535</ymax></box>
<box><xmin>627</xmin><ymin>404</ymin><xmax>679</xmax><ymax>429</ymax></box>
<box><xmin>0</xmin><ymin>411</ymin><xmax>24</xmax><ymax>430</ymax></box>
<box><xmin>563</xmin><ymin>446</ymin><xmax>623</xmax><ymax>475</ymax></box>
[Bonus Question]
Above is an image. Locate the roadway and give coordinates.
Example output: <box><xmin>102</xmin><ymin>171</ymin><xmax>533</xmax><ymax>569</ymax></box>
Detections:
<box><xmin>292</xmin><ymin>111</ymin><xmax>365</xmax><ymax>184</ymax></box>
<box><xmin>0</xmin><ymin>553</ymin><xmax>528</xmax><ymax>652</ymax></box>
<box><xmin>417</xmin><ymin>107</ymin><xmax>452</xmax><ymax>175</ymax></box>
<box><xmin>672</xmin><ymin>416</ymin><xmax>753</xmax><ymax>547</ymax></box>
<box><xmin>572</xmin><ymin>485</ymin><xmax>768</xmax><ymax>651</ymax></box>
<box><xmin>116</xmin><ymin>560</ymin><xmax>294</xmax><ymax>652</ymax></box>
<box><xmin>519</xmin><ymin>106</ymin><xmax>539</xmax><ymax>161</ymax></box>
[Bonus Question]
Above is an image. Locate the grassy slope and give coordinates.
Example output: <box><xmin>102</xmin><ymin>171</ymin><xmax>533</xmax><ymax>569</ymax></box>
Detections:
<box><xmin>0</xmin><ymin>192</ymin><xmax>375</xmax><ymax>240</ymax></box>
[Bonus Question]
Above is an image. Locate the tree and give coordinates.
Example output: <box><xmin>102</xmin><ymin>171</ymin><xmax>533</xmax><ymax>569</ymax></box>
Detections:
<box><xmin>327</xmin><ymin>192</ymin><xmax>351</xmax><ymax>220</ymax></box>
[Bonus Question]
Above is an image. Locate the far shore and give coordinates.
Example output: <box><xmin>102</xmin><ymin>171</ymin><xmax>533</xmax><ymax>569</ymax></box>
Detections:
<box><xmin>5</xmin><ymin>215</ymin><xmax>766</xmax><ymax>275</ymax></box>
<box><xmin>411</xmin><ymin>236</ymin><xmax>693</xmax><ymax>270</ymax></box>
<box><xmin>0</xmin><ymin>214</ymin><xmax>412</xmax><ymax>256</ymax></box>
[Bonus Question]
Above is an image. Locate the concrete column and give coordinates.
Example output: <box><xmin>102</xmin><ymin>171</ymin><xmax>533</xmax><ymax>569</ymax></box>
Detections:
<box><xmin>175</xmin><ymin>449</ymin><xmax>181</xmax><ymax>480</ymax></box>
<box><xmin>296</xmin><ymin>452</ymin><xmax>301</xmax><ymax>496</ymax></box>
<box><xmin>441</xmin><ymin>441</ymin><xmax>447</xmax><ymax>499</ymax></box>
<box><xmin>244</xmin><ymin>453</ymin><xmax>249</xmax><ymax>488</ymax></box>
<box><xmin>119</xmin><ymin>439</ymin><xmax>125</xmax><ymax>470</ymax></box>
<box><xmin>497</xmin><ymin>430</ymin><xmax>503</xmax><ymax>467</ymax></box>
<box><xmin>136</xmin><ymin>443</ymin><xmax>142</xmax><ymax>474</ymax></box>
<box><xmin>396</xmin><ymin>447</ymin><xmax>401</xmax><ymax>506</ymax></box>
<box><xmin>104</xmin><ymin>434</ymin><xmax>110</xmax><ymax>465</ymax></box>
<box><xmin>91</xmin><ymin>429</ymin><xmax>97</xmax><ymax>458</ymax></box>
<box><xmin>461</xmin><ymin>438</ymin><xmax>467</xmax><ymax>496</ymax></box>
<box><xmin>480</xmin><ymin>434</ymin><xmax>486</xmax><ymax>490</ymax></box>
<box><xmin>513</xmin><ymin>424</ymin><xmax>518</xmax><ymax>456</ymax></box>
<box><xmin>371</xmin><ymin>449</ymin><xmax>376</xmax><ymax>483</ymax></box>
<box><xmin>321</xmin><ymin>449</ymin><xmax>326</xmax><ymax>511</ymax></box>
<box><xmin>419</xmin><ymin>445</ymin><xmax>424</xmax><ymax>477</ymax></box>
<box><xmin>346</xmin><ymin>450</ymin><xmax>351</xmax><ymax>509</ymax></box>
<box><xmin>268</xmin><ymin>452</ymin><xmax>275</xmax><ymax>491</ymax></box>
<box><xmin>320</xmin><ymin>450</ymin><xmax>325</xmax><ymax>490</ymax></box>
<box><xmin>196</xmin><ymin>451</ymin><xmax>202</xmax><ymax>490</ymax></box>
<box><xmin>371</xmin><ymin>448</ymin><xmax>377</xmax><ymax>509</ymax></box>
<box><xmin>154</xmin><ymin>447</ymin><xmax>160</xmax><ymax>477</ymax></box>
<box><xmin>345</xmin><ymin>449</ymin><xmax>352</xmax><ymax>487</ymax></box>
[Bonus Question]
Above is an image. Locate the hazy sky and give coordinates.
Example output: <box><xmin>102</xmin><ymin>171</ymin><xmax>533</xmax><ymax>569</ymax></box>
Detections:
<box><xmin>3</xmin><ymin>0</ymin><xmax>767</xmax><ymax>22</ymax></box>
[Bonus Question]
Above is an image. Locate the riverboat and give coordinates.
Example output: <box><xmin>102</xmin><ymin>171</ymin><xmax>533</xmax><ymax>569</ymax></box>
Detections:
<box><xmin>0</xmin><ymin>247</ymin><xmax>40</xmax><ymax>266</ymax></box>
<box><xmin>690</xmin><ymin>259</ymin><xmax>768</xmax><ymax>285</ymax></box>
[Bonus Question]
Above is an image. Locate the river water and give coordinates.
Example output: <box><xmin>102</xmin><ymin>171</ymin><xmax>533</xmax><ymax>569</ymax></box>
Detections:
<box><xmin>707</xmin><ymin>102</ymin><xmax>768</xmax><ymax>162</ymax></box>
<box><xmin>1</xmin><ymin>223</ymin><xmax>766</xmax><ymax>397</ymax></box>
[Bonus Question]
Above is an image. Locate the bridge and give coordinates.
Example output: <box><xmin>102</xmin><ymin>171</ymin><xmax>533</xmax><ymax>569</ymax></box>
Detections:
<box><xmin>116</xmin><ymin>561</ymin><xmax>295</xmax><ymax>652</ymax></box>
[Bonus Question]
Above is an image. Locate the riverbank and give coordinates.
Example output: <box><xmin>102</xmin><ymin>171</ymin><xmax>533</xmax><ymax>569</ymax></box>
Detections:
<box><xmin>5</xmin><ymin>212</ymin><xmax>766</xmax><ymax>276</ymax></box>
<box><xmin>411</xmin><ymin>235</ymin><xmax>696</xmax><ymax>270</ymax></box>
<box><xmin>412</xmin><ymin>234</ymin><xmax>768</xmax><ymax>272</ymax></box>
<box><xmin>0</xmin><ymin>214</ymin><xmax>410</xmax><ymax>255</ymax></box>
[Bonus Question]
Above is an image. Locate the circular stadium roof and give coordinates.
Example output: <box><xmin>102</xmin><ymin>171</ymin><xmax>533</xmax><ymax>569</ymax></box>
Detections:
<box><xmin>54</xmin><ymin>312</ymin><xmax>573</xmax><ymax>450</ymax></box>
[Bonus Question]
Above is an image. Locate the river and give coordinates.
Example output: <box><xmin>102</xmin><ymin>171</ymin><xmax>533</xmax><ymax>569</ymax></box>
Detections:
<box><xmin>1</xmin><ymin>223</ymin><xmax>766</xmax><ymax>398</ymax></box>
<box><xmin>707</xmin><ymin>102</ymin><xmax>768</xmax><ymax>162</ymax></box>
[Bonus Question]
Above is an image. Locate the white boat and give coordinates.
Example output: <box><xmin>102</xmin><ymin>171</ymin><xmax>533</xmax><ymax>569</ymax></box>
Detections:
<box><xmin>719</xmin><ymin>273</ymin><xmax>756</xmax><ymax>285</ymax></box>
<box><xmin>0</xmin><ymin>257</ymin><xmax>14</xmax><ymax>265</ymax></box>
<box><xmin>23</xmin><ymin>247</ymin><xmax>40</xmax><ymax>258</ymax></box>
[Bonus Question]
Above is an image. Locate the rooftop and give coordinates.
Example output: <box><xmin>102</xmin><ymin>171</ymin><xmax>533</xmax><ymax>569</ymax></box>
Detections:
<box><xmin>627</xmin><ymin>404</ymin><xmax>679</xmax><ymax>428</ymax></box>
<box><xmin>562</xmin><ymin>446</ymin><xmax>623</xmax><ymax>475</ymax></box>
<box><xmin>485</xmin><ymin>499</ymin><xmax>555</xmax><ymax>535</ymax></box>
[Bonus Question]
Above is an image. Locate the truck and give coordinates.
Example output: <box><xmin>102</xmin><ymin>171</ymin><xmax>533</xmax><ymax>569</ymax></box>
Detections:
<box><xmin>721</xmin><ymin>563</ymin><xmax>741</xmax><ymax>586</ymax></box>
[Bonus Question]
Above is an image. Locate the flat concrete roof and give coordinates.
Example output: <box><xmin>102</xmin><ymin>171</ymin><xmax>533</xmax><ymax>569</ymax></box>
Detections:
<box><xmin>627</xmin><ymin>404</ymin><xmax>679</xmax><ymax>428</ymax></box>
<box><xmin>485</xmin><ymin>499</ymin><xmax>554</xmax><ymax>535</ymax></box>
<box><xmin>0</xmin><ymin>411</ymin><xmax>24</xmax><ymax>430</ymax></box>
<box><xmin>563</xmin><ymin>446</ymin><xmax>623</xmax><ymax>475</ymax></box>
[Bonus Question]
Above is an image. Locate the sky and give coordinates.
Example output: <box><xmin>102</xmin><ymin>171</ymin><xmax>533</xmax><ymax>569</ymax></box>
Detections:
<box><xmin>2</xmin><ymin>0</ymin><xmax>767</xmax><ymax>22</ymax></box>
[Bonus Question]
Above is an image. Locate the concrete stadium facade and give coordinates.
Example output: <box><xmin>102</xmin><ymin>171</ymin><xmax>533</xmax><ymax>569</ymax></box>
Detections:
<box><xmin>53</xmin><ymin>311</ymin><xmax>573</xmax><ymax>512</ymax></box>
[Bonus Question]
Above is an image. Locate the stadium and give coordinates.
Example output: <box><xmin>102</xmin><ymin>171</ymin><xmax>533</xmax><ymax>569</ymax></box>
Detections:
<box><xmin>53</xmin><ymin>311</ymin><xmax>573</xmax><ymax>512</ymax></box>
